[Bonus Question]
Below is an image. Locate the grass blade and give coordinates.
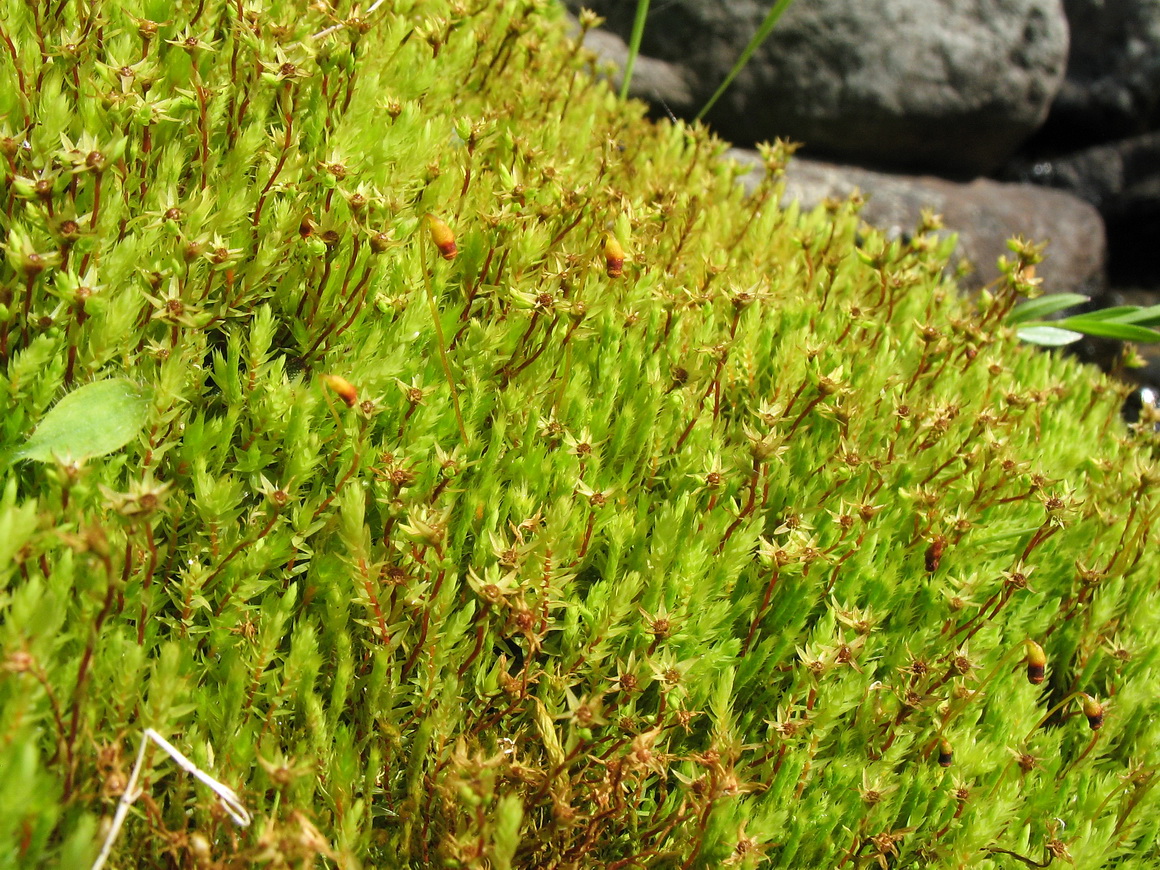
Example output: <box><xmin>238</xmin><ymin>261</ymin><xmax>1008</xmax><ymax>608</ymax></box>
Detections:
<box><xmin>1053</xmin><ymin>316</ymin><xmax>1160</xmax><ymax>343</ymax></box>
<box><xmin>1067</xmin><ymin>305</ymin><xmax>1141</xmax><ymax>321</ymax></box>
<box><xmin>1096</xmin><ymin>304</ymin><xmax>1160</xmax><ymax>326</ymax></box>
<box><xmin>1020</xmin><ymin>317</ymin><xmax>1160</xmax><ymax>343</ymax></box>
<box><xmin>620</xmin><ymin>0</ymin><xmax>651</xmax><ymax>101</ymax></box>
<box><xmin>695</xmin><ymin>0</ymin><xmax>797</xmax><ymax>122</ymax></box>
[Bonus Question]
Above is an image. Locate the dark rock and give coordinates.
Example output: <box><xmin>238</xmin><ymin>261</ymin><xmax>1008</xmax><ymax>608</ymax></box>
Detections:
<box><xmin>729</xmin><ymin>149</ymin><xmax>1106</xmax><ymax>297</ymax></box>
<box><xmin>568</xmin><ymin>0</ymin><xmax>1068</xmax><ymax>177</ymax></box>
<box><xmin>1004</xmin><ymin>133</ymin><xmax>1160</xmax><ymax>287</ymax></box>
<box><xmin>1037</xmin><ymin>0</ymin><xmax>1160</xmax><ymax>147</ymax></box>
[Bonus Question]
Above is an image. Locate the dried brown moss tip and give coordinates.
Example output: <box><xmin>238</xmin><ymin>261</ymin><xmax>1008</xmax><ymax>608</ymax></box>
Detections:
<box><xmin>1024</xmin><ymin>639</ymin><xmax>1046</xmax><ymax>685</ymax></box>
<box><xmin>425</xmin><ymin>213</ymin><xmax>457</xmax><ymax>260</ymax></box>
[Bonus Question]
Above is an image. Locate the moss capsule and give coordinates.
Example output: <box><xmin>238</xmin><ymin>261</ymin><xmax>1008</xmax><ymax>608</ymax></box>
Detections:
<box><xmin>925</xmin><ymin>535</ymin><xmax>947</xmax><ymax>573</ymax></box>
<box><xmin>1080</xmin><ymin>694</ymin><xmax>1104</xmax><ymax>730</ymax></box>
<box><xmin>604</xmin><ymin>233</ymin><xmax>624</xmax><ymax>278</ymax></box>
<box><xmin>937</xmin><ymin>739</ymin><xmax>953</xmax><ymax>768</ymax></box>
<box><xmin>425</xmin><ymin>213</ymin><xmax>457</xmax><ymax>260</ymax></box>
<box><xmin>322</xmin><ymin>374</ymin><xmax>358</xmax><ymax>407</ymax></box>
<box><xmin>370</xmin><ymin>231</ymin><xmax>390</xmax><ymax>254</ymax></box>
<box><xmin>1024</xmin><ymin>640</ymin><xmax>1046</xmax><ymax>685</ymax></box>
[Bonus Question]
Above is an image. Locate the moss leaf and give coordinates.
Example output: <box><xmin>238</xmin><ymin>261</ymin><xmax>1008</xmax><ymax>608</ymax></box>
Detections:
<box><xmin>16</xmin><ymin>378</ymin><xmax>152</xmax><ymax>463</ymax></box>
<box><xmin>1015</xmin><ymin>325</ymin><xmax>1084</xmax><ymax>346</ymax></box>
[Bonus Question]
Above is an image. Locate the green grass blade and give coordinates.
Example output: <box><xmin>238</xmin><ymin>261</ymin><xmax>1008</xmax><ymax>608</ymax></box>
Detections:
<box><xmin>1019</xmin><ymin>316</ymin><xmax>1160</xmax><ymax>343</ymax></box>
<box><xmin>1053</xmin><ymin>315</ymin><xmax>1160</xmax><ymax>343</ymax></box>
<box><xmin>1099</xmin><ymin>304</ymin><xmax>1160</xmax><ymax>326</ymax></box>
<box><xmin>620</xmin><ymin>0</ymin><xmax>651</xmax><ymax>101</ymax></box>
<box><xmin>695</xmin><ymin>0</ymin><xmax>797</xmax><ymax>122</ymax></box>
<box><xmin>1067</xmin><ymin>305</ymin><xmax>1141</xmax><ymax>321</ymax></box>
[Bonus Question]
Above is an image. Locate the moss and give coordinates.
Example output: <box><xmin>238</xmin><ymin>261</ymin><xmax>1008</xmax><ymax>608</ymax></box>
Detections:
<box><xmin>1</xmin><ymin>0</ymin><xmax>1159</xmax><ymax>867</ymax></box>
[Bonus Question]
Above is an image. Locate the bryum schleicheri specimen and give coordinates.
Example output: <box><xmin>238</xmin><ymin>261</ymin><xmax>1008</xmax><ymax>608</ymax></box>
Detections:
<box><xmin>1</xmin><ymin>1</ymin><xmax>1159</xmax><ymax>868</ymax></box>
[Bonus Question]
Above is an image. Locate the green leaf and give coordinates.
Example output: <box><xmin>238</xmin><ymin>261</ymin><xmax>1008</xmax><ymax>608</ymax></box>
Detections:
<box><xmin>15</xmin><ymin>378</ymin><xmax>152</xmax><ymax>463</ymax></box>
<box><xmin>1052</xmin><ymin>316</ymin><xmax>1160</xmax><ymax>343</ymax></box>
<box><xmin>1013</xmin><ymin>302</ymin><xmax>1160</xmax><ymax>341</ymax></box>
<box><xmin>1016</xmin><ymin>325</ymin><xmax>1084</xmax><ymax>346</ymax></box>
<box><xmin>1070</xmin><ymin>305</ymin><xmax>1144</xmax><ymax>321</ymax></box>
<box><xmin>1095</xmin><ymin>304</ymin><xmax>1160</xmax><ymax>327</ymax></box>
<box><xmin>1007</xmin><ymin>293</ymin><xmax>1089</xmax><ymax>324</ymax></box>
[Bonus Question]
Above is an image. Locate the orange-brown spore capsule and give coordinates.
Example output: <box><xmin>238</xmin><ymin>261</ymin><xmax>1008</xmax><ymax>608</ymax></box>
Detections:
<box><xmin>1080</xmin><ymin>693</ymin><xmax>1104</xmax><ymax>731</ymax></box>
<box><xmin>322</xmin><ymin>374</ymin><xmax>358</xmax><ymax>407</ymax></box>
<box><xmin>937</xmin><ymin>739</ymin><xmax>953</xmax><ymax>768</ymax></box>
<box><xmin>924</xmin><ymin>535</ymin><xmax>947</xmax><ymax>573</ymax></box>
<box><xmin>1024</xmin><ymin>640</ymin><xmax>1047</xmax><ymax>685</ymax></box>
<box><xmin>425</xmin><ymin>213</ymin><xmax>457</xmax><ymax>260</ymax></box>
<box><xmin>604</xmin><ymin>233</ymin><xmax>624</xmax><ymax>278</ymax></box>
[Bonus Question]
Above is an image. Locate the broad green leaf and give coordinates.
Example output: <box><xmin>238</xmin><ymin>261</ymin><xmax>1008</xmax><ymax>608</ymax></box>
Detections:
<box><xmin>15</xmin><ymin>378</ymin><xmax>152</xmax><ymax>463</ymax></box>
<box><xmin>1016</xmin><ymin>325</ymin><xmax>1084</xmax><ymax>346</ymax></box>
<box><xmin>1007</xmin><ymin>293</ymin><xmax>1089</xmax><ymax>324</ymax></box>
